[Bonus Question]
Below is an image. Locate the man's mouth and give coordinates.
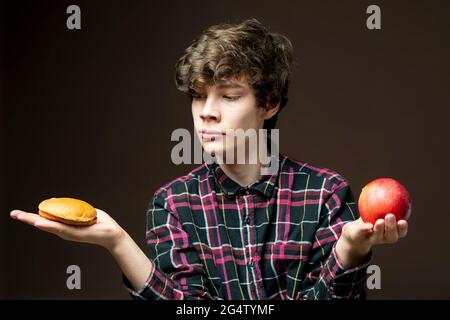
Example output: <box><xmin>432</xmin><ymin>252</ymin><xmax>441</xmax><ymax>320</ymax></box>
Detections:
<box><xmin>200</xmin><ymin>130</ymin><xmax>225</xmax><ymax>140</ymax></box>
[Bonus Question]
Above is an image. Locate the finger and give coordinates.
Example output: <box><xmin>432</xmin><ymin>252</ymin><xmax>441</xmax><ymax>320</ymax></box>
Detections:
<box><xmin>343</xmin><ymin>221</ymin><xmax>370</xmax><ymax>242</ymax></box>
<box><xmin>10</xmin><ymin>210</ymin><xmax>45</xmax><ymax>226</ymax></box>
<box><xmin>10</xmin><ymin>210</ymin><xmax>70</xmax><ymax>237</ymax></box>
<box><xmin>10</xmin><ymin>210</ymin><xmax>19</xmax><ymax>219</ymax></box>
<box><xmin>11</xmin><ymin>210</ymin><xmax>95</xmax><ymax>243</ymax></box>
<box><xmin>34</xmin><ymin>219</ymin><xmax>91</xmax><ymax>241</ymax></box>
<box><xmin>362</xmin><ymin>222</ymin><xmax>374</xmax><ymax>232</ymax></box>
<box><xmin>397</xmin><ymin>220</ymin><xmax>408</xmax><ymax>238</ymax></box>
<box><xmin>34</xmin><ymin>219</ymin><xmax>68</xmax><ymax>234</ymax></box>
<box><xmin>372</xmin><ymin>219</ymin><xmax>385</xmax><ymax>244</ymax></box>
<box><xmin>384</xmin><ymin>214</ymin><xmax>399</xmax><ymax>243</ymax></box>
<box><xmin>356</xmin><ymin>223</ymin><xmax>375</xmax><ymax>240</ymax></box>
<box><xmin>351</xmin><ymin>218</ymin><xmax>374</xmax><ymax>231</ymax></box>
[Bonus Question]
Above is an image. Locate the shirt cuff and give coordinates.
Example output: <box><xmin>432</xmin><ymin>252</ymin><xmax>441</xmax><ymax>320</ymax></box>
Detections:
<box><xmin>326</xmin><ymin>244</ymin><xmax>372</xmax><ymax>299</ymax></box>
<box><xmin>122</xmin><ymin>263</ymin><xmax>187</xmax><ymax>300</ymax></box>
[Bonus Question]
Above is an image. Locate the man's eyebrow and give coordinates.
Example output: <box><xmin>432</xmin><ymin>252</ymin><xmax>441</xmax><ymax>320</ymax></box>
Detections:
<box><xmin>216</xmin><ymin>82</ymin><xmax>246</xmax><ymax>89</ymax></box>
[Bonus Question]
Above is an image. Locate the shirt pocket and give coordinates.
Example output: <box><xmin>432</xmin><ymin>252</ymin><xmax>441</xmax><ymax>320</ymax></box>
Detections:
<box><xmin>261</xmin><ymin>242</ymin><xmax>312</xmax><ymax>298</ymax></box>
<box><xmin>266</xmin><ymin>242</ymin><xmax>311</xmax><ymax>272</ymax></box>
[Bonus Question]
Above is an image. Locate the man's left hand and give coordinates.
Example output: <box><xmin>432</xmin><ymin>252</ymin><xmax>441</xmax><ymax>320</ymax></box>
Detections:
<box><xmin>335</xmin><ymin>214</ymin><xmax>408</xmax><ymax>269</ymax></box>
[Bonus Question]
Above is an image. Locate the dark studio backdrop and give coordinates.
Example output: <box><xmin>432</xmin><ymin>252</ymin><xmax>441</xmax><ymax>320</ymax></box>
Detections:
<box><xmin>1</xmin><ymin>0</ymin><xmax>449</xmax><ymax>299</ymax></box>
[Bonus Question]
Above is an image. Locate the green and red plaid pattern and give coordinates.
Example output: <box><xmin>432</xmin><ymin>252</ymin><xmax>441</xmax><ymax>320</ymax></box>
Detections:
<box><xmin>124</xmin><ymin>154</ymin><xmax>370</xmax><ymax>300</ymax></box>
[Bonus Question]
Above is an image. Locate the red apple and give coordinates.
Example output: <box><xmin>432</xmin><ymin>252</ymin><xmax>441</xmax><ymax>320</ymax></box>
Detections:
<box><xmin>358</xmin><ymin>178</ymin><xmax>412</xmax><ymax>225</ymax></box>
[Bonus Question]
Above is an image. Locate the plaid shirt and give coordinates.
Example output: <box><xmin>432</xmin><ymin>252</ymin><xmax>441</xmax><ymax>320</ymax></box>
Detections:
<box><xmin>124</xmin><ymin>154</ymin><xmax>371</xmax><ymax>300</ymax></box>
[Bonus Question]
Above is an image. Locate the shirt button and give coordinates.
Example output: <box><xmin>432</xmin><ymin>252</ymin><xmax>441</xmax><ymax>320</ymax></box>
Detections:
<box><xmin>239</xmin><ymin>188</ymin><xmax>250</xmax><ymax>196</ymax></box>
<box><xmin>244</xmin><ymin>216</ymin><xmax>250</xmax><ymax>225</ymax></box>
<box><xmin>248</xmin><ymin>260</ymin><xmax>254</xmax><ymax>267</ymax></box>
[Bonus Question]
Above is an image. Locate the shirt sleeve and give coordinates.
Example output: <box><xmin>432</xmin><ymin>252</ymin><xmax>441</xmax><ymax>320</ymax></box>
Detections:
<box><xmin>123</xmin><ymin>189</ymin><xmax>221</xmax><ymax>300</ymax></box>
<box><xmin>296</xmin><ymin>179</ymin><xmax>371</xmax><ymax>300</ymax></box>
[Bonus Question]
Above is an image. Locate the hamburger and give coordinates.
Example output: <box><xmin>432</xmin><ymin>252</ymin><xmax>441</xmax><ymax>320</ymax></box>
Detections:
<box><xmin>38</xmin><ymin>197</ymin><xmax>97</xmax><ymax>226</ymax></box>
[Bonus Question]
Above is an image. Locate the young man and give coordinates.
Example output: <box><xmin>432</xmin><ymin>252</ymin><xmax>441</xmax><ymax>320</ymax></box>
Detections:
<box><xmin>10</xmin><ymin>19</ymin><xmax>408</xmax><ymax>300</ymax></box>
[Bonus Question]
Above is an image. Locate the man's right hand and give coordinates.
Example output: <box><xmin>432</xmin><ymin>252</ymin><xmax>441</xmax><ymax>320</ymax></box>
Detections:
<box><xmin>10</xmin><ymin>208</ymin><xmax>125</xmax><ymax>251</ymax></box>
<box><xmin>11</xmin><ymin>208</ymin><xmax>153</xmax><ymax>292</ymax></box>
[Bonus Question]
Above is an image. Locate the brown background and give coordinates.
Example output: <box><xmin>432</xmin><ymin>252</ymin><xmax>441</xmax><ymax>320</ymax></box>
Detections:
<box><xmin>1</xmin><ymin>0</ymin><xmax>449</xmax><ymax>299</ymax></box>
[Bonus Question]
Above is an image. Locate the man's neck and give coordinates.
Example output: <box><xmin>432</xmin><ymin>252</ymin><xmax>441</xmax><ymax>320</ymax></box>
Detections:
<box><xmin>218</xmin><ymin>162</ymin><xmax>261</xmax><ymax>187</ymax></box>
<box><xmin>214</xmin><ymin>141</ymin><xmax>272</xmax><ymax>186</ymax></box>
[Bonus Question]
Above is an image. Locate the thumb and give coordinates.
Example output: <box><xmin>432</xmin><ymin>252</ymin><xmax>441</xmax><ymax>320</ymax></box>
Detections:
<box><xmin>343</xmin><ymin>220</ymin><xmax>374</xmax><ymax>243</ymax></box>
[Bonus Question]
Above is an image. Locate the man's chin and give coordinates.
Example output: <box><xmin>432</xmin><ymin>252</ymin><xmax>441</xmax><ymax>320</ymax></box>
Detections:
<box><xmin>201</xmin><ymin>143</ymin><xmax>226</xmax><ymax>160</ymax></box>
<box><xmin>201</xmin><ymin>142</ymin><xmax>216</xmax><ymax>155</ymax></box>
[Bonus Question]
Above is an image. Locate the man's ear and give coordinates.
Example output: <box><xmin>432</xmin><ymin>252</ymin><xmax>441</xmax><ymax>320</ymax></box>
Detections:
<box><xmin>263</xmin><ymin>103</ymin><xmax>280</xmax><ymax>120</ymax></box>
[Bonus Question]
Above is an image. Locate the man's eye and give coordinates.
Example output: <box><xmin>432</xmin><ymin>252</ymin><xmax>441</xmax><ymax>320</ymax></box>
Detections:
<box><xmin>224</xmin><ymin>95</ymin><xmax>240</xmax><ymax>101</ymax></box>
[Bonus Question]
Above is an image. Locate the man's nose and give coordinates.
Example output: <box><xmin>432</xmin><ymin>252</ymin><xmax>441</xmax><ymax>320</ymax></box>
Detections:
<box><xmin>200</xmin><ymin>96</ymin><xmax>220</xmax><ymax>122</ymax></box>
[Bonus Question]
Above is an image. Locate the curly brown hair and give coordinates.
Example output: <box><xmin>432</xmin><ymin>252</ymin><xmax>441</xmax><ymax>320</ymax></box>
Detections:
<box><xmin>174</xmin><ymin>18</ymin><xmax>293</xmax><ymax>130</ymax></box>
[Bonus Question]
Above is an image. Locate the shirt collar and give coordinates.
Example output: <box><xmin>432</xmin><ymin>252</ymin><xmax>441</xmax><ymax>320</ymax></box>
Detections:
<box><xmin>206</xmin><ymin>154</ymin><xmax>283</xmax><ymax>198</ymax></box>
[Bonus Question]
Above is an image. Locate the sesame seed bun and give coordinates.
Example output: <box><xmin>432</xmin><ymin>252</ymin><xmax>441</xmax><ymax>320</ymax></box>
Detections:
<box><xmin>38</xmin><ymin>198</ymin><xmax>97</xmax><ymax>226</ymax></box>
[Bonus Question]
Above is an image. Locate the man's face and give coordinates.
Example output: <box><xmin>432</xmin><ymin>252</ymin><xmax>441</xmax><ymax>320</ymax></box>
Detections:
<box><xmin>191</xmin><ymin>78</ymin><xmax>268</xmax><ymax>159</ymax></box>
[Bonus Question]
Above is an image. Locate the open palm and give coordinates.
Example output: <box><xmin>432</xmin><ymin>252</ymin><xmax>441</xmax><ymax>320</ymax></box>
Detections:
<box><xmin>10</xmin><ymin>208</ymin><xmax>124</xmax><ymax>250</ymax></box>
